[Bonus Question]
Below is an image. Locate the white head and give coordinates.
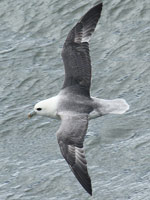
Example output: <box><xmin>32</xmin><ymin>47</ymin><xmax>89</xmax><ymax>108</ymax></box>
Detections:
<box><xmin>28</xmin><ymin>96</ymin><xmax>59</xmax><ymax>119</ymax></box>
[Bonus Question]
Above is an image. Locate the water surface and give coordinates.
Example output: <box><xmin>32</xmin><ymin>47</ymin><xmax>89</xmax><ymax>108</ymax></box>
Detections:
<box><xmin>0</xmin><ymin>0</ymin><xmax>150</xmax><ymax>199</ymax></box>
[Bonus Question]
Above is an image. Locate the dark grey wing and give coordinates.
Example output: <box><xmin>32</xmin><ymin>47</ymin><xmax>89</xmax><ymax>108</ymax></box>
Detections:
<box><xmin>61</xmin><ymin>3</ymin><xmax>103</xmax><ymax>96</ymax></box>
<box><xmin>56</xmin><ymin>114</ymin><xmax>92</xmax><ymax>195</ymax></box>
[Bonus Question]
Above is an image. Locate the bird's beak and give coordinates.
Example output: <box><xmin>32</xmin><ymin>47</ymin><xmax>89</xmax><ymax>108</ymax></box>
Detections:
<box><xmin>28</xmin><ymin>111</ymin><xmax>36</xmax><ymax>118</ymax></box>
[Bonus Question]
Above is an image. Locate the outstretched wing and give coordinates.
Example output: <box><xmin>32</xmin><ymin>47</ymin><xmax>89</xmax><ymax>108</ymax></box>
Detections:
<box><xmin>61</xmin><ymin>3</ymin><xmax>103</xmax><ymax>96</ymax></box>
<box><xmin>56</xmin><ymin>114</ymin><xmax>92</xmax><ymax>195</ymax></box>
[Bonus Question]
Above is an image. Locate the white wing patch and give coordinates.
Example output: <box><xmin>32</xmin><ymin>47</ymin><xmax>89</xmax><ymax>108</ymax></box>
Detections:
<box><xmin>68</xmin><ymin>145</ymin><xmax>87</xmax><ymax>165</ymax></box>
<box><xmin>81</xmin><ymin>28</ymin><xmax>91</xmax><ymax>43</ymax></box>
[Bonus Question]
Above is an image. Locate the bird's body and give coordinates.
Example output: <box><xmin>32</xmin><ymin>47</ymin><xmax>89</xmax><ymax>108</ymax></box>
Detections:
<box><xmin>34</xmin><ymin>91</ymin><xmax>129</xmax><ymax>120</ymax></box>
<box><xmin>29</xmin><ymin>3</ymin><xmax>129</xmax><ymax>196</ymax></box>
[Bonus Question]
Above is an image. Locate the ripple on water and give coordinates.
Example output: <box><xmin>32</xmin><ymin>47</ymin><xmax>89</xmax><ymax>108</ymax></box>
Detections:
<box><xmin>0</xmin><ymin>0</ymin><xmax>150</xmax><ymax>199</ymax></box>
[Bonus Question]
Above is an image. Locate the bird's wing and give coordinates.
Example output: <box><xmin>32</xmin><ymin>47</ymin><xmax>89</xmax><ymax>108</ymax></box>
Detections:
<box><xmin>61</xmin><ymin>3</ymin><xmax>103</xmax><ymax>96</ymax></box>
<box><xmin>56</xmin><ymin>114</ymin><xmax>92</xmax><ymax>195</ymax></box>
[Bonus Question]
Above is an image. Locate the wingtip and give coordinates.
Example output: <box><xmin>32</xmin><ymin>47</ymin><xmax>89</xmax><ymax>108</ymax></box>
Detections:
<box><xmin>85</xmin><ymin>181</ymin><xmax>92</xmax><ymax>196</ymax></box>
<box><xmin>85</xmin><ymin>2</ymin><xmax>103</xmax><ymax>17</ymax></box>
<box><xmin>85</xmin><ymin>177</ymin><xmax>92</xmax><ymax>196</ymax></box>
<box><xmin>83</xmin><ymin>179</ymin><xmax>92</xmax><ymax>196</ymax></box>
<box><xmin>93</xmin><ymin>2</ymin><xmax>103</xmax><ymax>10</ymax></box>
<box><xmin>88</xmin><ymin>188</ymin><xmax>92</xmax><ymax>196</ymax></box>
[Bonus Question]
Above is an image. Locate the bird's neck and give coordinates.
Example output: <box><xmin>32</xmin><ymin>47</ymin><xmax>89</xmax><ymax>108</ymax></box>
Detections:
<box><xmin>44</xmin><ymin>96</ymin><xmax>60</xmax><ymax>119</ymax></box>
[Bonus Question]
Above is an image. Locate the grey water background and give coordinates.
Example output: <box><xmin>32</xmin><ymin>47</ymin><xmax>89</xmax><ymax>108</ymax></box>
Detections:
<box><xmin>0</xmin><ymin>0</ymin><xmax>150</xmax><ymax>199</ymax></box>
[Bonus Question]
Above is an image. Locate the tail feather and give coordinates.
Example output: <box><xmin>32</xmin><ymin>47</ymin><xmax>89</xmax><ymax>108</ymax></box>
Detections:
<box><xmin>92</xmin><ymin>97</ymin><xmax>129</xmax><ymax>116</ymax></box>
<box><xmin>99</xmin><ymin>98</ymin><xmax>129</xmax><ymax>115</ymax></box>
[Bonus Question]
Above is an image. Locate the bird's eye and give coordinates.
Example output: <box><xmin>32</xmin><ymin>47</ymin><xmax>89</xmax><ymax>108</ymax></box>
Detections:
<box><xmin>37</xmin><ymin>108</ymin><xmax>42</xmax><ymax>111</ymax></box>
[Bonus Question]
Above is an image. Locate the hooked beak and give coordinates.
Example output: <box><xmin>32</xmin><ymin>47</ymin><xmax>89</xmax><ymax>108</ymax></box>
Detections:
<box><xmin>28</xmin><ymin>110</ymin><xmax>36</xmax><ymax>118</ymax></box>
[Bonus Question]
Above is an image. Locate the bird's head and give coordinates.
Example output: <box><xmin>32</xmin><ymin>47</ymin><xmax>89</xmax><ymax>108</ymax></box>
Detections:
<box><xmin>28</xmin><ymin>100</ymin><xmax>49</xmax><ymax>118</ymax></box>
<box><xmin>28</xmin><ymin>97</ymin><xmax>59</xmax><ymax>119</ymax></box>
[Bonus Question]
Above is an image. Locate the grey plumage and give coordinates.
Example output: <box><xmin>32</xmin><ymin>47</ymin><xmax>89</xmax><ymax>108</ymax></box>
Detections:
<box><xmin>57</xmin><ymin>114</ymin><xmax>92</xmax><ymax>195</ymax></box>
<box><xmin>57</xmin><ymin>3</ymin><xmax>103</xmax><ymax>195</ymax></box>
<box><xmin>62</xmin><ymin>3</ymin><xmax>103</xmax><ymax>96</ymax></box>
<box><xmin>29</xmin><ymin>2</ymin><xmax>129</xmax><ymax>196</ymax></box>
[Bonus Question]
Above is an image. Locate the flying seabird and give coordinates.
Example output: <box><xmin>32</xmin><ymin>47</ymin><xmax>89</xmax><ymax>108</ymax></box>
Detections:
<box><xmin>28</xmin><ymin>3</ymin><xmax>129</xmax><ymax>196</ymax></box>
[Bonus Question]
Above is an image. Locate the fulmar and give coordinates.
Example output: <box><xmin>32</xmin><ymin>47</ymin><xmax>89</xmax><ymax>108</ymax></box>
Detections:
<box><xmin>28</xmin><ymin>3</ymin><xmax>129</xmax><ymax>195</ymax></box>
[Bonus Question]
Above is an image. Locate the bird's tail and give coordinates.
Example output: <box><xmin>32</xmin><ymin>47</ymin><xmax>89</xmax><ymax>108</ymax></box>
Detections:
<box><xmin>92</xmin><ymin>97</ymin><xmax>129</xmax><ymax>115</ymax></box>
